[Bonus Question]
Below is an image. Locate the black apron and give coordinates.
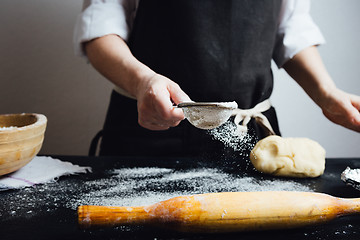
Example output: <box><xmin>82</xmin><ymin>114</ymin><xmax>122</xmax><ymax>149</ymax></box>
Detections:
<box><xmin>99</xmin><ymin>0</ymin><xmax>282</xmax><ymax>160</ymax></box>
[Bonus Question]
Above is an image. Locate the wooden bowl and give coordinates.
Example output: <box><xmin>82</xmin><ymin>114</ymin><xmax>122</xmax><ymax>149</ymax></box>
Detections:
<box><xmin>0</xmin><ymin>113</ymin><xmax>47</xmax><ymax>176</ymax></box>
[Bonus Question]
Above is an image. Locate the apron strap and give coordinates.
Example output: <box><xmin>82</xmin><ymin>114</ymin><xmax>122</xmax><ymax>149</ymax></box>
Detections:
<box><xmin>232</xmin><ymin>99</ymin><xmax>276</xmax><ymax>136</ymax></box>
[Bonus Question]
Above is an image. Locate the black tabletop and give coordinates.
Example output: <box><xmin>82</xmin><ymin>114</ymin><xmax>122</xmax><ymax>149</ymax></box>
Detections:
<box><xmin>1</xmin><ymin>155</ymin><xmax>360</xmax><ymax>240</ymax></box>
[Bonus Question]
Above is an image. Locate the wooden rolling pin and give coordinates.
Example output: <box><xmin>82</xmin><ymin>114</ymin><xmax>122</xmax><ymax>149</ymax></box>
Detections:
<box><xmin>78</xmin><ymin>191</ymin><xmax>360</xmax><ymax>232</ymax></box>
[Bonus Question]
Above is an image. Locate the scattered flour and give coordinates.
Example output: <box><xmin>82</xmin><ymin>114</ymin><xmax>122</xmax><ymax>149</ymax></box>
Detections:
<box><xmin>66</xmin><ymin>167</ymin><xmax>312</xmax><ymax>208</ymax></box>
<box><xmin>1</xmin><ymin>166</ymin><xmax>312</xmax><ymax>221</ymax></box>
<box><xmin>111</xmin><ymin>167</ymin><xmax>172</xmax><ymax>178</ymax></box>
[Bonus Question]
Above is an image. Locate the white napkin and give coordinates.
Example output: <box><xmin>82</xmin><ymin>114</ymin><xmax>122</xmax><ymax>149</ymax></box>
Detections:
<box><xmin>0</xmin><ymin>156</ymin><xmax>91</xmax><ymax>190</ymax></box>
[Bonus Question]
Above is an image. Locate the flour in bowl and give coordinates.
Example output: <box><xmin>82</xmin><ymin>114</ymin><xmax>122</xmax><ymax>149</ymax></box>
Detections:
<box><xmin>0</xmin><ymin>126</ymin><xmax>17</xmax><ymax>130</ymax></box>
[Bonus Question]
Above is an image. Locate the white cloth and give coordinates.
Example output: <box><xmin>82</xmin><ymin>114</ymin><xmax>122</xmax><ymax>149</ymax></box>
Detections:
<box><xmin>0</xmin><ymin>156</ymin><xmax>91</xmax><ymax>190</ymax></box>
<box><xmin>73</xmin><ymin>0</ymin><xmax>325</xmax><ymax>68</ymax></box>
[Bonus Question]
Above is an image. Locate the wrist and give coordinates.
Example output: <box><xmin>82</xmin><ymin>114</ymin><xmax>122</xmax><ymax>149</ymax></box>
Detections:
<box><xmin>130</xmin><ymin>63</ymin><xmax>156</xmax><ymax>99</ymax></box>
<box><xmin>312</xmin><ymin>77</ymin><xmax>337</xmax><ymax>108</ymax></box>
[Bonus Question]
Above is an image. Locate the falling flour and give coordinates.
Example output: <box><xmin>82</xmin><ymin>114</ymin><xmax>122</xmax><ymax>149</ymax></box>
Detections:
<box><xmin>207</xmin><ymin>120</ymin><xmax>256</xmax><ymax>156</ymax></box>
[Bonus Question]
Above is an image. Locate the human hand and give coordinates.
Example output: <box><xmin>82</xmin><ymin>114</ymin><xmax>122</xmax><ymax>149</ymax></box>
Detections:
<box><xmin>320</xmin><ymin>88</ymin><xmax>360</xmax><ymax>132</ymax></box>
<box><xmin>135</xmin><ymin>73</ymin><xmax>191</xmax><ymax>130</ymax></box>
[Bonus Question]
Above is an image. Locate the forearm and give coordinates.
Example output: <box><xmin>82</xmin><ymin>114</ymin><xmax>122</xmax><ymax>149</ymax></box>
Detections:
<box><xmin>84</xmin><ymin>34</ymin><xmax>155</xmax><ymax>99</ymax></box>
<box><xmin>283</xmin><ymin>45</ymin><xmax>360</xmax><ymax>132</ymax></box>
<box><xmin>84</xmin><ymin>34</ymin><xmax>190</xmax><ymax>130</ymax></box>
<box><xmin>283</xmin><ymin>46</ymin><xmax>336</xmax><ymax>108</ymax></box>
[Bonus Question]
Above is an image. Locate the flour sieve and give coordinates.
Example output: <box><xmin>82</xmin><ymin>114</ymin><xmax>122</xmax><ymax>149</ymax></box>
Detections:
<box><xmin>178</xmin><ymin>101</ymin><xmax>238</xmax><ymax>129</ymax></box>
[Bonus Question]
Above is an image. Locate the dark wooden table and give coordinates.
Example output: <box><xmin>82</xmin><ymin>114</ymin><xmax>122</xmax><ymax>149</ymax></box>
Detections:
<box><xmin>1</xmin><ymin>155</ymin><xmax>360</xmax><ymax>240</ymax></box>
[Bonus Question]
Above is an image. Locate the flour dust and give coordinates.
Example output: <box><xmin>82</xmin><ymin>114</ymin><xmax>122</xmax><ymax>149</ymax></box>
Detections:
<box><xmin>207</xmin><ymin>120</ymin><xmax>257</xmax><ymax>157</ymax></box>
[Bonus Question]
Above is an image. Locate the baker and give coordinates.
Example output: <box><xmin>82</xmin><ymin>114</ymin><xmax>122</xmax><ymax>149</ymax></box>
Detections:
<box><xmin>74</xmin><ymin>0</ymin><xmax>360</xmax><ymax>159</ymax></box>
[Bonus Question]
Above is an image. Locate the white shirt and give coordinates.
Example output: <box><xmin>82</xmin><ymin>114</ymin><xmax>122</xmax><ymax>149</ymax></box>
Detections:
<box><xmin>74</xmin><ymin>0</ymin><xmax>325</xmax><ymax>68</ymax></box>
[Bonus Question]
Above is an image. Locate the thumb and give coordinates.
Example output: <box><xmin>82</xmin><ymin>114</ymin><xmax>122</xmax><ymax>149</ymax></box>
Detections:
<box><xmin>167</xmin><ymin>82</ymin><xmax>191</xmax><ymax>120</ymax></box>
<box><xmin>350</xmin><ymin>93</ymin><xmax>360</xmax><ymax>110</ymax></box>
<box><xmin>347</xmin><ymin>94</ymin><xmax>360</xmax><ymax>125</ymax></box>
<box><xmin>168</xmin><ymin>82</ymin><xmax>191</xmax><ymax>105</ymax></box>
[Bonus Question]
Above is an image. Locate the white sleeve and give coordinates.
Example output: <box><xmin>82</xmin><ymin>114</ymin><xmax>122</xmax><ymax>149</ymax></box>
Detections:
<box><xmin>273</xmin><ymin>0</ymin><xmax>326</xmax><ymax>68</ymax></box>
<box><xmin>73</xmin><ymin>0</ymin><xmax>138</xmax><ymax>57</ymax></box>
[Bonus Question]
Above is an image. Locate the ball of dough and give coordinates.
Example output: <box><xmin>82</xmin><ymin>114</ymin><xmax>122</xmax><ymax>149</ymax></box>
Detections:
<box><xmin>250</xmin><ymin>135</ymin><xmax>326</xmax><ymax>178</ymax></box>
